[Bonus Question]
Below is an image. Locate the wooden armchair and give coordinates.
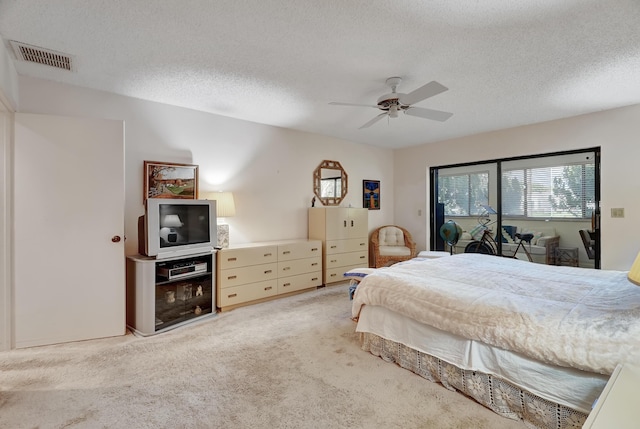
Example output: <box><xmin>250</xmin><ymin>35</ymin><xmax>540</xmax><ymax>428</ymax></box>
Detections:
<box><xmin>370</xmin><ymin>225</ymin><xmax>417</xmax><ymax>268</ymax></box>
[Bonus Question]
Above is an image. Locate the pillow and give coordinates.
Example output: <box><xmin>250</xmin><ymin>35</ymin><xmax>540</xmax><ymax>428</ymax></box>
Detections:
<box><xmin>496</xmin><ymin>225</ymin><xmax>516</xmax><ymax>243</ymax></box>
<box><xmin>469</xmin><ymin>225</ymin><xmax>486</xmax><ymax>240</ymax></box>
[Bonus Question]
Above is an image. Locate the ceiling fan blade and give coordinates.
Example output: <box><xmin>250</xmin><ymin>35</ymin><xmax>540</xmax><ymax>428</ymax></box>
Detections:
<box><xmin>329</xmin><ymin>102</ymin><xmax>379</xmax><ymax>108</ymax></box>
<box><xmin>359</xmin><ymin>112</ymin><xmax>387</xmax><ymax>129</ymax></box>
<box><xmin>399</xmin><ymin>81</ymin><xmax>448</xmax><ymax>106</ymax></box>
<box><xmin>404</xmin><ymin>106</ymin><xmax>453</xmax><ymax>122</ymax></box>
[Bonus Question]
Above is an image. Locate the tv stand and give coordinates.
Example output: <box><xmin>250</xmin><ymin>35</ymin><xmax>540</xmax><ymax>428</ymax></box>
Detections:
<box><xmin>126</xmin><ymin>251</ymin><xmax>216</xmax><ymax>336</ymax></box>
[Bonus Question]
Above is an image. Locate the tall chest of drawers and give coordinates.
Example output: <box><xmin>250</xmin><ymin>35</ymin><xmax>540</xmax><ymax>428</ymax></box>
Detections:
<box><xmin>217</xmin><ymin>239</ymin><xmax>322</xmax><ymax>311</ymax></box>
<box><xmin>308</xmin><ymin>207</ymin><xmax>369</xmax><ymax>285</ymax></box>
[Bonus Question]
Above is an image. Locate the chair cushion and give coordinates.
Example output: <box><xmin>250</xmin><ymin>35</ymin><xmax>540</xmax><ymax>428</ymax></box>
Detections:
<box><xmin>378</xmin><ymin>226</ymin><xmax>405</xmax><ymax>246</ymax></box>
<box><xmin>502</xmin><ymin>243</ymin><xmax>547</xmax><ymax>255</ymax></box>
<box><xmin>379</xmin><ymin>245</ymin><xmax>411</xmax><ymax>256</ymax></box>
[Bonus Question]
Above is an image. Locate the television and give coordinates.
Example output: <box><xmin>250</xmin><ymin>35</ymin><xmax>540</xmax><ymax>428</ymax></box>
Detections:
<box><xmin>139</xmin><ymin>199</ymin><xmax>217</xmax><ymax>259</ymax></box>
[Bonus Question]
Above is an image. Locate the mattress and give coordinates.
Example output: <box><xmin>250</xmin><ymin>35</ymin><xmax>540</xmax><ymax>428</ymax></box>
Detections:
<box><xmin>351</xmin><ymin>253</ymin><xmax>640</xmax><ymax>374</ymax></box>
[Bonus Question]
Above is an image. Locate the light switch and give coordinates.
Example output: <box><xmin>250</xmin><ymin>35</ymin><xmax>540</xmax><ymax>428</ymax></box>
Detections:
<box><xmin>611</xmin><ymin>208</ymin><xmax>625</xmax><ymax>218</ymax></box>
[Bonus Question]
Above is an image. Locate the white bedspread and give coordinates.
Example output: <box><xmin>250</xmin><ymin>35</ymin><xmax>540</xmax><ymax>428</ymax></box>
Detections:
<box><xmin>351</xmin><ymin>253</ymin><xmax>640</xmax><ymax>374</ymax></box>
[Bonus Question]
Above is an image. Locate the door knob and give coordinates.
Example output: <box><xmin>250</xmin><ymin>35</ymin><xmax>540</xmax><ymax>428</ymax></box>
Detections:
<box><xmin>111</xmin><ymin>235</ymin><xmax>121</xmax><ymax>243</ymax></box>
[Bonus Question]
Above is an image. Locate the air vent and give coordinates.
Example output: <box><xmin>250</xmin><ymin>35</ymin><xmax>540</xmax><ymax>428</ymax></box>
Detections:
<box><xmin>10</xmin><ymin>41</ymin><xmax>73</xmax><ymax>71</ymax></box>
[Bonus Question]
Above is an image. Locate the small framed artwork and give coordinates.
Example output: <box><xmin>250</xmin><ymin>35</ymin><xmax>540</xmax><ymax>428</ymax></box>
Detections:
<box><xmin>363</xmin><ymin>180</ymin><xmax>380</xmax><ymax>210</ymax></box>
<box><xmin>144</xmin><ymin>161</ymin><xmax>199</xmax><ymax>201</ymax></box>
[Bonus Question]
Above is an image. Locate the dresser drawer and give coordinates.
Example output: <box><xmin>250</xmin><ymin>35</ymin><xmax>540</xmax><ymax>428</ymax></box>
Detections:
<box><xmin>278</xmin><ymin>271</ymin><xmax>322</xmax><ymax>294</ymax></box>
<box><xmin>326</xmin><ymin>238</ymin><xmax>367</xmax><ymax>255</ymax></box>
<box><xmin>278</xmin><ymin>241</ymin><xmax>321</xmax><ymax>261</ymax></box>
<box><xmin>325</xmin><ymin>251</ymin><xmax>368</xmax><ymax>269</ymax></box>
<box><xmin>218</xmin><ymin>246</ymin><xmax>277</xmax><ymax>269</ymax></box>
<box><xmin>218</xmin><ymin>280</ymin><xmax>278</xmax><ymax>308</ymax></box>
<box><xmin>345</xmin><ymin>238</ymin><xmax>368</xmax><ymax>253</ymax></box>
<box><xmin>278</xmin><ymin>257</ymin><xmax>321</xmax><ymax>277</ymax></box>
<box><xmin>219</xmin><ymin>263</ymin><xmax>277</xmax><ymax>288</ymax></box>
<box><xmin>325</xmin><ymin>240</ymin><xmax>345</xmax><ymax>255</ymax></box>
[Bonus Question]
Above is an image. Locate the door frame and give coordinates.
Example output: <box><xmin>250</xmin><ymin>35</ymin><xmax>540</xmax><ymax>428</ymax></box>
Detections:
<box><xmin>0</xmin><ymin>91</ymin><xmax>14</xmax><ymax>350</ymax></box>
<box><xmin>430</xmin><ymin>147</ymin><xmax>601</xmax><ymax>268</ymax></box>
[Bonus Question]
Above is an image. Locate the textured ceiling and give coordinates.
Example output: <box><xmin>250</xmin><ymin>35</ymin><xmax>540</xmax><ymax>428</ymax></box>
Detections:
<box><xmin>1</xmin><ymin>0</ymin><xmax>639</xmax><ymax>149</ymax></box>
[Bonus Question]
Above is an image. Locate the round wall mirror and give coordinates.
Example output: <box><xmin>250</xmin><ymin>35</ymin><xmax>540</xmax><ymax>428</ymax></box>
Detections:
<box><xmin>313</xmin><ymin>160</ymin><xmax>348</xmax><ymax>206</ymax></box>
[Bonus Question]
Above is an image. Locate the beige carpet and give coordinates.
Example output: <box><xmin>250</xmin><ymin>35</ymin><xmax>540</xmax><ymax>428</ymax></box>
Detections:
<box><xmin>0</xmin><ymin>283</ymin><xmax>526</xmax><ymax>429</ymax></box>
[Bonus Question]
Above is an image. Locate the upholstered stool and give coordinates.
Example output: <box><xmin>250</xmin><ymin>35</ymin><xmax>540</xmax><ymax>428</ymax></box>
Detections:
<box><xmin>344</xmin><ymin>267</ymin><xmax>378</xmax><ymax>299</ymax></box>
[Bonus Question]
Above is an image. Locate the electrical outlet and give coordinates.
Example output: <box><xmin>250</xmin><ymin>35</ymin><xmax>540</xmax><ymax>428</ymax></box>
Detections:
<box><xmin>611</xmin><ymin>208</ymin><xmax>625</xmax><ymax>218</ymax></box>
<box><xmin>418</xmin><ymin>209</ymin><xmax>422</xmax><ymax>216</ymax></box>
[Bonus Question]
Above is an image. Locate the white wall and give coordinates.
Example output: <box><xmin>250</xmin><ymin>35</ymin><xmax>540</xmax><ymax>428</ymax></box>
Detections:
<box><xmin>13</xmin><ymin>75</ymin><xmax>640</xmax><ymax>270</ymax></box>
<box><xmin>17</xmin><ymin>76</ymin><xmax>395</xmax><ymax>255</ymax></box>
<box><xmin>395</xmin><ymin>104</ymin><xmax>640</xmax><ymax>270</ymax></box>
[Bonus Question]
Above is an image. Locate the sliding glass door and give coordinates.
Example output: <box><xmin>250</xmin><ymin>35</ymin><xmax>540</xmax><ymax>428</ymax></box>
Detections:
<box><xmin>431</xmin><ymin>148</ymin><xmax>600</xmax><ymax>268</ymax></box>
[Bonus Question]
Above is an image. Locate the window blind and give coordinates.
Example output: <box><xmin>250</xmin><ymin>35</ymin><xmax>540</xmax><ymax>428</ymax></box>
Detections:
<box><xmin>502</xmin><ymin>161</ymin><xmax>595</xmax><ymax>219</ymax></box>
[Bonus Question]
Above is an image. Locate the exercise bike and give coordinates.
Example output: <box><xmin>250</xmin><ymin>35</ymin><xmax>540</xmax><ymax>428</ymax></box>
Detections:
<box><xmin>463</xmin><ymin>206</ymin><xmax>534</xmax><ymax>262</ymax></box>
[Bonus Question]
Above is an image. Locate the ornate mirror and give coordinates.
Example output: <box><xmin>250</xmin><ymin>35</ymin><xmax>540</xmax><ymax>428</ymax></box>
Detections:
<box><xmin>313</xmin><ymin>160</ymin><xmax>348</xmax><ymax>206</ymax></box>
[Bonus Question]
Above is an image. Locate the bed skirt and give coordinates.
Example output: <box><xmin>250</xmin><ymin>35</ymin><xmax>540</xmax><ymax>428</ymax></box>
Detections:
<box><xmin>359</xmin><ymin>332</ymin><xmax>588</xmax><ymax>429</ymax></box>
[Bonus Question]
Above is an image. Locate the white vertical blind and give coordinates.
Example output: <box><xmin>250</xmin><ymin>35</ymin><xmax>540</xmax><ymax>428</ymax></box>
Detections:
<box><xmin>502</xmin><ymin>161</ymin><xmax>595</xmax><ymax>219</ymax></box>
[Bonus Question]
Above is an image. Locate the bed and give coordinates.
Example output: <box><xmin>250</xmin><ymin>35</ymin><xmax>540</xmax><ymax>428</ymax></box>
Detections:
<box><xmin>350</xmin><ymin>253</ymin><xmax>640</xmax><ymax>429</ymax></box>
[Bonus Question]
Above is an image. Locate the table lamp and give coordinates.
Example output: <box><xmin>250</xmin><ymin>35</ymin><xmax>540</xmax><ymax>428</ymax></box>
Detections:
<box><xmin>160</xmin><ymin>214</ymin><xmax>182</xmax><ymax>243</ymax></box>
<box><xmin>628</xmin><ymin>252</ymin><xmax>640</xmax><ymax>286</ymax></box>
<box><xmin>205</xmin><ymin>191</ymin><xmax>236</xmax><ymax>248</ymax></box>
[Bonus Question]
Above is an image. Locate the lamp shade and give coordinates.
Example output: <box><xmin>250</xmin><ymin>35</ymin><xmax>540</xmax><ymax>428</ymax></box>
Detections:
<box><xmin>205</xmin><ymin>191</ymin><xmax>236</xmax><ymax>218</ymax></box>
<box><xmin>162</xmin><ymin>214</ymin><xmax>183</xmax><ymax>228</ymax></box>
<box><xmin>628</xmin><ymin>251</ymin><xmax>640</xmax><ymax>286</ymax></box>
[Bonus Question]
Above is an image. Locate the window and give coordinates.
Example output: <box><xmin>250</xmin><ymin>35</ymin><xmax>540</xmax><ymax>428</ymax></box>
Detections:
<box><xmin>320</xmin><ymin>177</ymin><xmax>341</xmax><ymax>198</ymax></box>
<box><xmin>502</xmin><ymin>160</ymin><xmax>595</xmax><ymax>219</ymax></box>
<box><xmin>438</xmin><ymin>171</ymin><xmax>489</xmax><ymax>216</ymax></box>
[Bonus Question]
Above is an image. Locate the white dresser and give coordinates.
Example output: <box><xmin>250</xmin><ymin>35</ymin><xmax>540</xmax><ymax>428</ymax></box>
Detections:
<box><xmin>308</xmin><ymin>207</ymin><xmax>369</xmax><ymax>285</ymax></box>
<box><xmin>217</xmin><ymin>239</ymin><xmax>322</xmax><ymax>311</ymax></box>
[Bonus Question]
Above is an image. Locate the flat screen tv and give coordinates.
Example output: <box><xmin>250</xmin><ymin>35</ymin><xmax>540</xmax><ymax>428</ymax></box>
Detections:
<box><xmin>139</xmin><ymin>199</ymin><xmax>217</xmax><ymax>259</ymax></box>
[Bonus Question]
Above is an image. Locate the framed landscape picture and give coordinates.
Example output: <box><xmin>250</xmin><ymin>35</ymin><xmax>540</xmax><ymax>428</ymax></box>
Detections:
<box><xmin>144</xmin><ymin>161</ymin><xmax>199</xmax><ymax>201</ymax></box>
<box><xmin>363</xmin><ymin>180</ymin><xmax>380</xmax><ymax>210</ymax></box>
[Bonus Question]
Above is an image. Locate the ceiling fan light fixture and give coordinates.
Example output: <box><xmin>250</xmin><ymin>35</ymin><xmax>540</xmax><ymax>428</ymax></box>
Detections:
<box><xmin>330</xmin><ymin>76</ymin><xmax>453</xmax><ymax>129</ymax></box>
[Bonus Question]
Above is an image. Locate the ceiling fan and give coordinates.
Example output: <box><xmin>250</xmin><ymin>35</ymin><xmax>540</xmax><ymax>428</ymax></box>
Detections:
<box><xmin>329</xmin><ymin>77</ymin><xmax>453</xmax><ymax>129</ymax></box>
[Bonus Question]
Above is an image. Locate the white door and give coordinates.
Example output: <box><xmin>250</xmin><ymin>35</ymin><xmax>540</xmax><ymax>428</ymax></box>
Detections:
<box><xmin>14</xmin><ymin>113</ymin><xmax>125</xmax><ymax>348</ymax></box>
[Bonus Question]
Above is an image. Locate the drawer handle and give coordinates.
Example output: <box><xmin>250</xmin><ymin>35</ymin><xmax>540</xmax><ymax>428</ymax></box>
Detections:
<box><xmin>228</xmin><ymin>293</ymin><xmax>237</xmax><ymax>298</ymax></box>
<box><xmin>330</xmin><ymin>245</ymin><xmax>337</xmax><ymax>249</ymax></box>
<box><xmin>265</xmin><ymin>286</ymin><xmax>273</xmax><ymax>291</ymax></box>
<box><xmin>264</xmin><ymin>253</ymin><xmax>272</xmax><ymax>257</ymax></box>
<box><xmin>311</xmin><ymin>248</ymin><xmax>318</xmax><ymax>251</ymax></box>
<box><xmin>359</xmin><ymin>243</ymin><xmax>366</xmax><ymax>246</ymax></box>
<box><xmin>227</xmin><ymin>275</ymin><xmax>237</xmax><ymax>280</ymax></box>
<box><xmin>283</xmin><ymin>283</ymin><xmax>291</xmax><ymax>287</ymax></box>
<box><xmin>264</xmin><ymin>270</ymin><xmax>272</xmax><ymax>274</ymax></box>
<box><xmin>312</xmin><ymin>277</ymin><xmax>318</xmax><ymax>281</ymax></box>
<box><xmin>359</xmin><ymin>256</ymin><xmax>365</xmax><ymax>259</ymax></box>
<box><xmin>311</xmin><ymin>262</ymin><xmax>318</xmax><ymax>266</ymax></box>
<box><xmin>283</xmin><ymin>267</ymin><xmax>291</xmax><ymax>271</ymax></box>
<box><xmin>330</xmin><ymin>273</ymin><xmax>337</xmax><ymax>277</ymax></box>
<box><xmin>227</xmin><ymin>257</ymin><xmax>237</xmax><ymax>262</ymax></box>
<box><xmin>282</xmin><ymin>251</ymin><xmax>291</xmax><ymax>255</ymax></box>
<box><xmin>330</xmin><ymin>259</ymin><xmax>337</xmax><ymax>263</ymax></box>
